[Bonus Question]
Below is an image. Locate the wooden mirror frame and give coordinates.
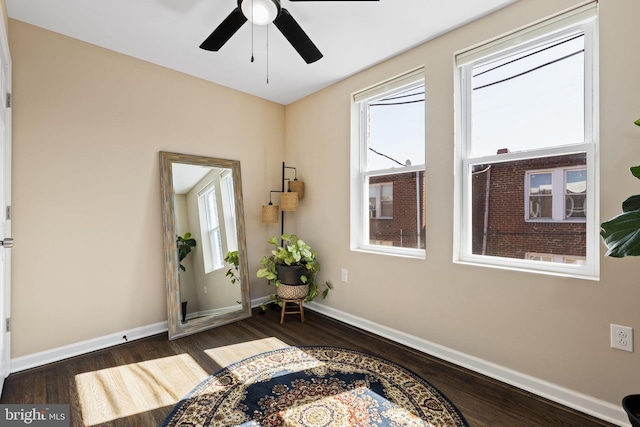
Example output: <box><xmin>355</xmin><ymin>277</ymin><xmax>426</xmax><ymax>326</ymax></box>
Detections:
<box><xmin>160</xmin><ymin>151</ymin><xmax>251</xmax><ymax>339</ymax></box>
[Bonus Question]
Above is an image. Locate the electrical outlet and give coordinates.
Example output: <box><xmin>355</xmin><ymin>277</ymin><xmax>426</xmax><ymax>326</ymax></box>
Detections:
<box><xmin>204</xmin><ymin>286</ymin><xmax>208</xmax><ymax>295</ymax></box>
<box><xmin>611</xmin><ymin>324</ymin><xmax>633</xmax><ymax>352</ymax></box>
<box><xmin>340</xmin><ymin>268</ymin><xmax>348</xmax><ymax>283</ymax></box>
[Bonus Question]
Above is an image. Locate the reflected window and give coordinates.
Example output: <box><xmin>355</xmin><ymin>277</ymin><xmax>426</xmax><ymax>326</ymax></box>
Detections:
<box><xmin>199</xmin><ymin>182</ymin><xmax>224</xmax><ymax>273</ymax></box>
<box><xmin>220</xmin><ymin>170</ymin><xmax>238</xmax><ymax>253</ymax></box>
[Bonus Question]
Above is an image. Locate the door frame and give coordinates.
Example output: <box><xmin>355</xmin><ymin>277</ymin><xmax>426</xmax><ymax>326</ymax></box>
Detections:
<box><xmin>0</xmin><ymin>6</ymin><xmax>12</xmax><ymax>395</ymax></box>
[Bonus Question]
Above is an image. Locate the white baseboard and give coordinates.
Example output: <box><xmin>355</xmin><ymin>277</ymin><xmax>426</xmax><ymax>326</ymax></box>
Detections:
<box><xmin>10</xmin><ymin>321</ymin><xmax>168</xmax><ymax>373</ymax></box>
<box><xmin>10</xmin><ymin>296</ymin><xmax>270</xmax><ymax>373</ymax></box>
<box><xmin>305</xmin><ymin>302</ymin><xmax>628</xmax><ymax>427</ymax></box>
<box><xmin>9</xmin><ymin>300</ymin><xmax>628</xmax><ymax>426</ymax></box>
<box><xmin>251</xmin><ymin>295</ymin><xmax>272</xmax><ymax>308</ymax></box>
<box><xmin>9</xmin><ymin>295</ymin><xmax>273</xmax><ymax>373</ymax></box>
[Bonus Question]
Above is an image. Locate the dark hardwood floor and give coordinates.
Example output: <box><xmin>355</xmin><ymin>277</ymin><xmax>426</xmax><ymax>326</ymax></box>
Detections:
<box><xmin>1</xmin><ymin>308</ymin><xmax>617</xmax><ymax>427</ymax></box>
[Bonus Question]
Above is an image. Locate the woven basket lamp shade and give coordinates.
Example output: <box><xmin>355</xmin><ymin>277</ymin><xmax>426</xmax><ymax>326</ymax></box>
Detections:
<box><xmin>261</xmin><ymin>204</ymin><xmax>280</xmax><ymax>223</ymax></box>
<box><xmin>280</xmin><ymin>191</ymin><xmax>299</xmax><ymax>211</ymax></box>
<box><xmin>288</xmin><ymin>180</ymin><xmax>304</xmax><ymax>199</ymax></box>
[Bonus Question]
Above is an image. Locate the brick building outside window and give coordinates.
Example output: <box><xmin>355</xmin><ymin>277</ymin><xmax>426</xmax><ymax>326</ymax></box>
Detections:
<box><xmin>471</xmin><ymin>153</ymin><xmax>586</xmax><ymax>263</ymax></box>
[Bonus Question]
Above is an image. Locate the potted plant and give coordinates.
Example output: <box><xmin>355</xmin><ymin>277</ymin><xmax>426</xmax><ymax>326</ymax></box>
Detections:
<box><xmin>600</xmin><ymin>118</ymin><xmax>640</xmax><ymax>427</ymax></box>
<box><xmin>600</xmin><ymin>118</ymin><xmax>640</xmax><ymax>257</ymax></box>
<box><xmin>257</xmin><ymin>234</ymin><xmax>332</xmax><ymax>305</ymax></box>
<box><xmin>623</xmin><ymin>395</ymin><xmax>640</xmax><ymax>427</ymax></box>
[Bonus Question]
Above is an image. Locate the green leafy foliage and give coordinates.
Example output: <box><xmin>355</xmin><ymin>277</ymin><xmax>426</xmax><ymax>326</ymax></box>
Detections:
<box><xmin>176</xmin><ymin>232</ymin><xmax>197</xmax><ymax>271</ymax></box>
<box><xmin>601</xmin><ymin>210</ymin><xmax>640</xmax><ymax>257</ymax></box>
<box><xmin>600</xmin><ymin>119</ymin><xmax>640</xmax><ymax>258</ymax></box>
<box><xmin>257</xmin><ymin>234</ymin><xmax>332</xmax><ymax>307</ymax></box>
<box><xmin>224</xmin><ymin>251</ymin><xmax>241</xmax><ymax>285</ymax></box>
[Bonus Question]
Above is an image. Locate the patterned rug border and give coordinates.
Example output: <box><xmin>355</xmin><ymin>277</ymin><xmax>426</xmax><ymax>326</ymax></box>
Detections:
<box><xmin>162</xmin><ymin>345</ymin><xmax>470</xmax><ymax>426</ymax></box>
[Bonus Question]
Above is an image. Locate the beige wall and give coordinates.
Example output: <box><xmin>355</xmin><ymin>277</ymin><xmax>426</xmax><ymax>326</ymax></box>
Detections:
<box><xmin>7</xmin><ymin>0</ymin><xmax>640</xmax><ymax>416</ymax></box>
<box><xmin>0</xmin><ymin>1</ymin><xmax>6</xmax><ymax>36</ymax></box>
<box><xmin>9</xmin><ymin>20</ymin><xmax>285</xmax><ymax>357</ymax></box>
<box><xmin>286</xmin><ymin>0</ymin><xmax>640</xmax><ymax>409</ymax></box>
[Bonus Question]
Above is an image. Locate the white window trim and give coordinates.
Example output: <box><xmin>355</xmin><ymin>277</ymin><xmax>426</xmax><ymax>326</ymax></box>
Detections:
<box><xmin>453</xmin><ymin>3</ymin><xmax>599</xmax><ymax>279</ymax></box>
<box><xmin>350</xmin><ymin>67</ymin><xmax>426</xmax><ymax>259</ymax></box>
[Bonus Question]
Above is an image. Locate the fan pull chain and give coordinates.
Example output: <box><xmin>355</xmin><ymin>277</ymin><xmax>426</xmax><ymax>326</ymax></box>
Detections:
<box><xmin>266</xmin><ymin>25</ymin><xmax>269</xmax><ymax>84</ymax></box>
<box><xmin>251</xmin><ymin>26</ymin><xmax>254</xmax><ymax>62</ymax></box>
<box><xmin>250</xmin><ymin>0</ymin><xmax>255</xmax><ymax>62</ymax></box>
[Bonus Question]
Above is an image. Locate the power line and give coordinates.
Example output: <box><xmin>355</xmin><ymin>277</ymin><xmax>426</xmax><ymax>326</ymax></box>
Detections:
<box><xmin>368</xmin><ymin>147</ymin><xmax>406</xmax><ymax>166</ymax></box>
<box><xmin>370</xmin><ymin>98</ymin><xmax>424</xmax><ymax>107</ymax></box>
<box><xmin>473</xmin><ymin>49</ymin><xmax>584</xmax><ymax>91</ymax></box>
<box><xmin>371</xmin><ymin>86</ymin><xmax>425</xmax><ymax>107</ymax></box>
<box><xmin>473</xmin><ymin>34</ymin><xmax>583</xmax><ymax>78</ymax></box>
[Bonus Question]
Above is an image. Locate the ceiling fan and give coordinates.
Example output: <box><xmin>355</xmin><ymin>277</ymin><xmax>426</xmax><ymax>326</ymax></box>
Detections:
<box><xmin>199</xmin><ymin>0</ymin><xmax>379</xmax><ymax>64</ymax></box>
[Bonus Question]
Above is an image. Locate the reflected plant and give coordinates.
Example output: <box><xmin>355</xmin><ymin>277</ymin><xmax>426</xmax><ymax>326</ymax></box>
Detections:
<box><xmin>224</xmin><ymin>251</ymin><xmax>241</xmax><ymax>284</ymax></box>
<box><xmin>224</xmin><ymin>250</ymin><xmax>244</xmax><ymax>305</ymax></box>
<box><xmin>177</xmin><ymin>232</ymin><xmax>196</xmax><ymax>271</ymax></box>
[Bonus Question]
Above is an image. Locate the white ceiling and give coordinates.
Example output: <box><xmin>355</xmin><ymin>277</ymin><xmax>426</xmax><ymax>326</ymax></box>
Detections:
<box><xmin>6</xmin><ymin>0</ymin><xmax>518</xmax><ymax>105</ymax></box>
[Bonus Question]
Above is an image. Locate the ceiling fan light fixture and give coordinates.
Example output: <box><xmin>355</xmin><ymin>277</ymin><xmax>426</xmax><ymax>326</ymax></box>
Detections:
<box><xmin>240</xmin><ymin>0</ymin><xmax>279</xmax><ymax>25</ymax></box>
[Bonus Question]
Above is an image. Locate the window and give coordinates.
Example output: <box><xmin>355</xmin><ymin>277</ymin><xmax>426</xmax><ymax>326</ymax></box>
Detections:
<box><xmin>198</xmin><ymin>182</ymin><xmax>224</xmax><ymax>273</ymax></box>
<box><xmin>351</xmin><ymin>68</ymin><xmax>426</xmax><ymax>256</ymax></box>
<box><xmin>220</xmin><ymin>170</ymin><xmax>238</xmax><ymax>253</ymax></box>
<box><xmin>455</xmin><ymin>3</ymin><xmax>598</xmax><ymax>278</ymax></box>
<box><xmin>526</xmin><ymin>167</ymin><xmax>586</xmax><ymax>221</ymax></box>
<box><xmin>369</xmin><ymin>183</ymin><xmax>393</xmax><ymax>219</ymax></box>
<box><xmin>525</xmin><ymin>253</ymin><xmax>586</xmax><ymax>265</ymax></box>
<box><xmin>565</xmin><ymin>169</ymin><xmax>587</xmax><ymax>219</ymax></box>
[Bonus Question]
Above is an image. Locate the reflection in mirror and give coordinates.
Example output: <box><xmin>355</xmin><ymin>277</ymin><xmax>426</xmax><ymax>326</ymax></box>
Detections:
<box><xmin>160</xmin><ymin>152</ymin><xmax>251</xmax><ymax>340</ymax></box>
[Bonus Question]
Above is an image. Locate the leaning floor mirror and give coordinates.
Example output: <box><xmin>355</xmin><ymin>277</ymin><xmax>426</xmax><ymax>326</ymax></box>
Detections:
<box><xmin>160</xmin><ymin>151</ymin><xmax>251</xmax><ymax>340</ymax></box>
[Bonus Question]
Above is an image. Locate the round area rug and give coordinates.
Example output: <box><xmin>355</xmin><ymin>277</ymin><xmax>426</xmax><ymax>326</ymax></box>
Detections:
<box><xmin>161</xmin><ymin>346</ymin><xmax>469</xmax><ymax>427</ymax></box>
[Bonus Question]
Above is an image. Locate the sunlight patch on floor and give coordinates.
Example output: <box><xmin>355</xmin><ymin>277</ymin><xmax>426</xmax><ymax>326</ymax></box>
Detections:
<box><xmin>75</xmin><ymin>353</ymin><xmax>208</xmax><ymax>426</ymax></box>
<box><xmin>204</xmin><ymin>337</ymin><xmax>291</xmax><ymax>367</ymax></box>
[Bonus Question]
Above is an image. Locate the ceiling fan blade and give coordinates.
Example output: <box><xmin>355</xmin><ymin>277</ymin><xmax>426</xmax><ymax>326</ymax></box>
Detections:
<box><xmin>288</xmin><ymin>0</ymin><xmax>378</xmax><ymax>2</ymax></box>
<box><xmin>273</xmin><ymin>9</ymin><xmax>323</xmax><ymax>64</ymax></box>
<box><xmin>200</xmin><ymin>7</ymin><xmax>247</xmax><ymax>51</ymax></box>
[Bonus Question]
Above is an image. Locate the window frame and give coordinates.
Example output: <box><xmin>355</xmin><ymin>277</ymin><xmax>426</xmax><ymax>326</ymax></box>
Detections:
<box><xmin>453</xmin><ymin>3</ymin><xmax>599</xmax><ymax>279</ymax></box>
<box><xmin>350</xmin><ymin>68</ymin><xmax>426</xmax><ymax>258</ymax></box>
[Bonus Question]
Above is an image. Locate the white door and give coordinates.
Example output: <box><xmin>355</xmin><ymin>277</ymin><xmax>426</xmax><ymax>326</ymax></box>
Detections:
<box><xmin>0</xmin><ymin>12</ymin><xmax>12</xmax><ymax>395</ymax></box>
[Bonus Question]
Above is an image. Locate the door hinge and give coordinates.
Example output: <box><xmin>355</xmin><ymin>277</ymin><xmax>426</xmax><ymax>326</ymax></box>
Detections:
<box><xmin>5</xmin><ymin>93</ymin><xmax>10</xmax><ymax>109</ymax></box>
<box><xmin>5</xmin><ymin>318</ymin><xmax>9</xmax><ymax>333</ymax></box>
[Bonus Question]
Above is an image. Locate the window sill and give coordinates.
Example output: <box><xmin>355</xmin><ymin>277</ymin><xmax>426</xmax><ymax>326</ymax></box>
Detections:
<box><xmin>353</xmin><ymin>245</ymin><xmax>425</xmax><ymax>260</ymax></box>
<box><xmin>525</xmin><ymin>219</ymin><xmax>587</xmax><ymax>224</ymax></box>
<box><xmin>454</xmin><ymin>256</ymin><xmax>599</xmax><ymax>281</ymax></box>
